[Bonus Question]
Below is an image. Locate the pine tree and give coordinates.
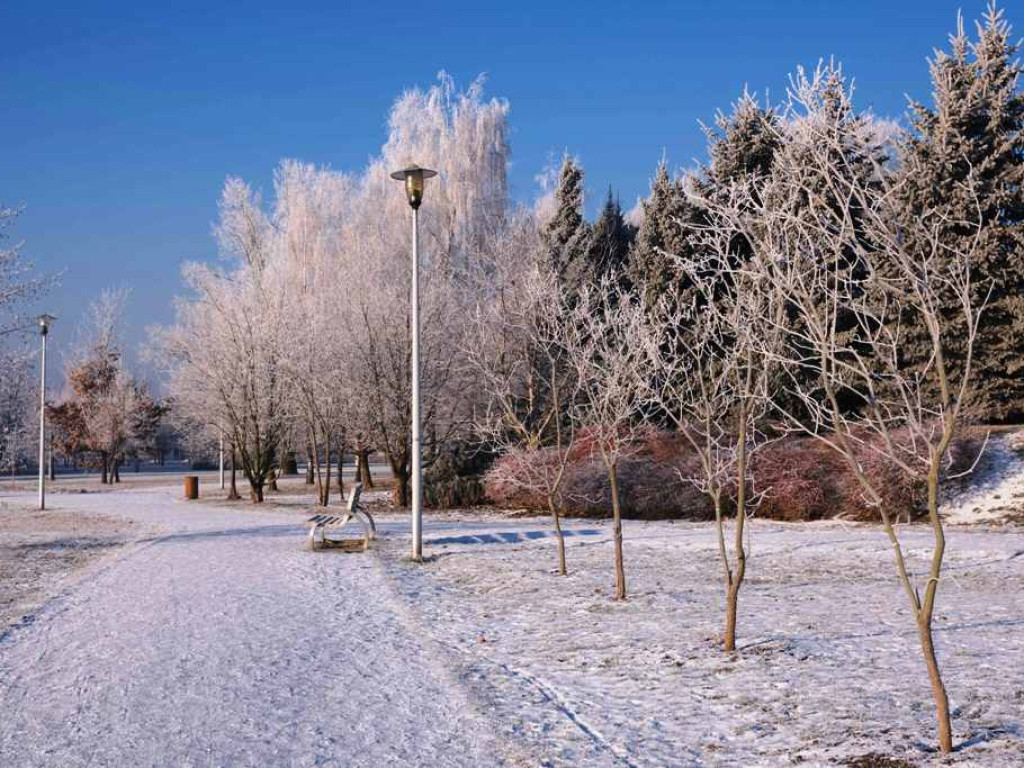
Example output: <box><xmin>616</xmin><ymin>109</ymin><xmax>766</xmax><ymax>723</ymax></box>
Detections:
<box><xmin>628</xmin><ymin>161</ymin><xmax>699</xmax><ymax>310</ymax></box>
<box><xmin>588</xmin><ymin>187</ymin><xmax>634</xmax><ymax>286</ymax></box>
<box><xmin>898</xmin><ymin>3</ymin><xmax>1024</xmax><ymax>422</ymax></box>
<box><xmin>541</xmin><ymin>157</ymin><xmax>590</xmax><ymax>294</ymax></box>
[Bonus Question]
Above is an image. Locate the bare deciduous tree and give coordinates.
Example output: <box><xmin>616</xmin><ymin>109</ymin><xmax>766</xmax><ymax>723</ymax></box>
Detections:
<box><xmin>465</xmin><ymin>211</ymin><xmax>580</xmax><ymax>574</ymax></box>
<box><xmin>560</xmin><ymin>282</ymin><xmax>649</xmax><ymax>600</ymax></box>
<box><xmin>641</xmin><ymin>228</ymin><xmax>782</xmax><ymax>650</ymax></box>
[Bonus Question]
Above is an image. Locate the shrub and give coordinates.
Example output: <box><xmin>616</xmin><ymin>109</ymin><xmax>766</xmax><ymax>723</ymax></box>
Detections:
<box><xmin>484</xmin><ymin>428</ymin><xmax>982</xmax><ymax>522</ymax></box>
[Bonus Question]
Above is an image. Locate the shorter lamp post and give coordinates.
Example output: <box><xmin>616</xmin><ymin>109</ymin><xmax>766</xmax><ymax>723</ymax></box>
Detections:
<box><xmin>37</xmin><ymin>314</ymin><xmax>55</xmax><ymax>510</ymax></box>
<box><xmin>389</xmin><ymin>163</ymin><xmax>437</xmax><ymax>561</ymax></box>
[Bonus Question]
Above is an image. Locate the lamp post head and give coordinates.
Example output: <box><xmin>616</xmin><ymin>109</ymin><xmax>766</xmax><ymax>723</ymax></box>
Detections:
<box><xmin>37</xmin><ymin>314</ymin><xmax>56</xmax><ymax>336</ymax></box>
<box><xmin>390</xmin><ymin>164</ymin><xmax>437</xmax><ymax>210</ymax></box>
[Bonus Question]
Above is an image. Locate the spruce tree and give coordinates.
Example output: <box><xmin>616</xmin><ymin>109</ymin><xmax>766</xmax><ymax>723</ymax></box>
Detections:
<box><xmin>702</xmin><ymin>91</ymin><xmax>781</xmax><ymax>195</ymax></box>
<box><xmin>541</xmin><ymin>157</ymin><xmax>591</xmax><ymax>294</ymax></box>
<box><xmin>588</xmin><ymin>187</ymin><xmax>634</xmax><ymax>287</ymax></box>
<box><xmin>628</xmin><ymin>161</ymin><xmax>699</xmax><ymax>310</ymax></box>
<box><xmin>898</xmin><ymin>3</ymin><xmax>1024</xmax><ymax>422</ymax></box>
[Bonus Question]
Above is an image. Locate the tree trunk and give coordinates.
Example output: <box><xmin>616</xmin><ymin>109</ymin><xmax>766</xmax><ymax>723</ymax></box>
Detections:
<box><xmin>336</xmin><ymin>448</ymin><xmax>346</xmax><ymax>498</ymax></box>
<box><xmin>100</xmin><ymin>455</ymin><xmax>108</xmax><ymax>485</ymax></box>
<box><xmin>724</xmin><ymin>420</ymin><xmax>749</xmax><ymax>653</ymax></box>
<box><xmin>305</xmin><ymin>446</ymin><xmax>315</xmax><ymax>485</ymax></box>
<box><xmin>357</xmin><ymin>449</ymin><xmax>374</xmax><ymax>489</ymax></box>
<box><xmin>392</xmin><ymin>466</ymin><xmax>410</xmax><ymax>507</ymax></box>
<box><xmin>605</xmin><ymin>458</ymin><xmax>626</xmax><ymax>600</ymax></box>
<box><xmin>267</xmin><ymin>468</ymin><xmax>278</xmax><ymax>492</ymax></box>
<box><xmin>319</xmin><ymin>449</ymin><xmax>331</xmax><ymax>507</ymax></box>
<box><xmin>547</xmin><ymin>496</ymin><xmax>567</xmax><ymax>576</ymax></box>
<box><xmin>250</xmin><ymin>482</ymin><xmax>264</xmax><ymax>503</ymax></box>
<box><xmin>725</xmin><ymin>583</ymin><xmax>741</xmax><ymax>653</ymax></box>
<box><xmin>227</xmin><ymin>447</ymin><xmax>241</xmax><ymax>500</ymax></box>
<box><xmin>918</xmin><ymin>616</ymin><xmax>953</xmax><ymax>753</ymax></box>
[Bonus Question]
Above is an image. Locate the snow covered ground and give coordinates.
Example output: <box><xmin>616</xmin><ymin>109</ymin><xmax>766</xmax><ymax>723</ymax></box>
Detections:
<box><xmin>943</xmin><ymin>432</ymin><xmax>1024</xmax><ymax>526</ymax></box>
<box><xmin>380</xmin><ymin>515</ymin><xmax>1024</xmax><ymax>767</ymax></box>
<box><xmin>0</xmin><ymin>486</ymin><xmax>1021</xmax><ymax>766</ymax></box>
<box><xmin>0</xmin><ymin>490</ymin><xmax>519</xmax><ymax>767</ymax></box>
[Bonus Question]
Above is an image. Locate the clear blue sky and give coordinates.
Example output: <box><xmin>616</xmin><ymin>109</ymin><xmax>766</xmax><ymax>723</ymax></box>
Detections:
<box><xmin>0</xmin><ymin>0</ymin><xmax>1000</xmax><ymax>370</ymax></box>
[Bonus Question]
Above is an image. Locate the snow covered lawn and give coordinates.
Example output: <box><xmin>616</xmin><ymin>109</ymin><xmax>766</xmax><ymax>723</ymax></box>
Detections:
<box><xmin>0</xmin><ymin>502</ymin><xmax>139</xmax><ymax>633</ymax></box>
<box><xmin>382</xmin><ymin>513</ymin><xmax>1024</xmax><ymax>766</ymax></box>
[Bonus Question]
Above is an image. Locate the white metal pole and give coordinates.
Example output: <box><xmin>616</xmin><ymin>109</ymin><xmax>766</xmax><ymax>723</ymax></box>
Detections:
<box><xmin>411</xmin><ymin>205</ymin><xmax>423</xmax><ymax>560</ymax></box>
<box><xmin>38</xmin><ymin>328</ymin><xmax>47</xmax><ymax>510</ymax></box>
<box><xmin>219</xmin><ymin>434</ymin><xmax>225</xmax><ymax>489</ymax></box>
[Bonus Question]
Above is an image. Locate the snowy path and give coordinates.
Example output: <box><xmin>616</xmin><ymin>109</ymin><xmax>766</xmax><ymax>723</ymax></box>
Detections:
<box><xmin>0</xmin><ymin>490</ymin><xmax>513</xmax><ymax>767</ymax></box>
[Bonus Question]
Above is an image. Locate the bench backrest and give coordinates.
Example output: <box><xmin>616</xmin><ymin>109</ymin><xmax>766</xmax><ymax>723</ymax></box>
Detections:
<box><xmin>346</xmin><ymin>482</ymin><xmax>363</xmax><ymax>512</ymax></box>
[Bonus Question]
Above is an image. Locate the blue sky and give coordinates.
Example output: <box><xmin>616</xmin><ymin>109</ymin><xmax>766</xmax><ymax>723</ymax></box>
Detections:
<box><xmin>0</xmin><ymin>1</ymin><xmax>1002</xmax><ymax>368</ymax></box>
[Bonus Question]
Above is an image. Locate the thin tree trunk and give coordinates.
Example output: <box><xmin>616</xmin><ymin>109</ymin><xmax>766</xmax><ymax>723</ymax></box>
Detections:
<box><xmin>267</xmin><ymin>468</ymin><xmax>278</xmax><ymax>492</ymax></box>
<box><xmin>725</xmin><ymin>416</ymin><xmax>749</xmax><ymax>653</ymax></box>
<box><xmin>921</xmin><ymin>462</ymin><xmax>953</xmax><ymax>752</ymax></box>
<box><xmin>605</xmin><ymin>457</ymin><xmax>626</xmax><ymax>600</ymax></box>
<box><xmin>336</xmin><ymin>446</ymin><xmax>346</xmax><ymax>498</ymax></box>
<box><xmin>305</xmin><ymin>445</ymin><xmax>315</xmax><ymax>485</ymax></box>
<box><xmin>227</xmin><ymin>446</ymin><xmax>241</xmax><ymax>500</ymax></box>
<box><xmin>918</xmin><ymin>615</ymin><xmax>953</xmax><ymax>752</ymax></box>
<box><xmin>546</xmin><ymin>495</ymin><xmax>567</xmax><ymax>576</ymax></box>
<box><xmin>321</xmin><ymin>447</ymin><xmax>332</xmax><ymax>507</ymax></box>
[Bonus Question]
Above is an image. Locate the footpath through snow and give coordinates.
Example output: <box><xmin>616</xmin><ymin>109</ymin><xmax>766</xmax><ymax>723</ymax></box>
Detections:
<box><xmin>0</xmin><ymin>489</ymin><xmax>517</xmax><ymax>767</ymax></box>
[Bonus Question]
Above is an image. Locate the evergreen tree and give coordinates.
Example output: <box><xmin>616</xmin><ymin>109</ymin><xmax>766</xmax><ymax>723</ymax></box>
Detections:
<box><xmin>897</xmin><ymin>3</ymin><xmax>1024</xmax><ymax>422</ymax></box>
<box><xmin>588</xmin><ymin>187</ymin><xmax>634</xmax><ymax>286</ymax></box>
<box><xmin>766</xmin><ymin>63</ymin><xmax>890</xmax><ymax>416</ymax></box>
<box><xmin>628</xmin><ymin>161</ymin><xmax>699</xmax><ymax>310</ymax></box>
<box><xmin>541</xmin><ymin>157</ymin><xmax>590</xmax><ymax>294</ymax></box>
<box><xmin>702</xmin><ymin>91</ymin><xmax>781</xmax><ymax>195</ymax></box>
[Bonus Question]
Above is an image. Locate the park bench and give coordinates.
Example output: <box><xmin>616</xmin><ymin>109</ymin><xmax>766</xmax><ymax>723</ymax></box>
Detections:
<box><xmin>306</xmin><ymin>483</ymin><xmax>377</xmax><ymax>551</ymax></box>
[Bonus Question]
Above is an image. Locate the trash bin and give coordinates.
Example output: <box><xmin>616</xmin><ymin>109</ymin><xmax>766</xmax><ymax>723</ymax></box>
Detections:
<box><xmin>184</xmin><ymin>475</ymin><xmax>199</xmax><ymax>500</ymax></box>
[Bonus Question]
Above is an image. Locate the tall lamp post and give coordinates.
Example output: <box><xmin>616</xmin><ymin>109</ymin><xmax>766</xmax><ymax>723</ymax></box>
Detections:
<box><xmin>390</xmin><ymin>163</ymin><xmax>437</xmax><ymax>561</ymax></box>
<box><xmin>37</xmin><ymin>314</ymin><xmax>55</xmax><ymax>510</ymax></box>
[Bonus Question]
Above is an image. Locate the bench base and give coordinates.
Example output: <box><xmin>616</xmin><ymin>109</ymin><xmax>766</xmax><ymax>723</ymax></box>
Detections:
<box><xmin>316</xmin><ymin>537</ymin><xmax>369</xmax><ymax>553</ymax></box>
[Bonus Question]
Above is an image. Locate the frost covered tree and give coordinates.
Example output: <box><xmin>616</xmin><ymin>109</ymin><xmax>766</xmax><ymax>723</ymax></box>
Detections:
<box><xmin>641</xmin><ymin>237</ymin><xmax>783</xmax><ymax>652</ymax></box>
<box><xmin>587</xmin><ymin>187</ymin><xmax>634</xmax><ymax>287</ymax></box>
<box><xmin>560</xmin><ymin>281</ymin><xmax>649</xmax><ymax>600</ymax></box>
<box><xmin>272</xmin><ymin>160</ymin><xmax>353</xmax><ymax>506</ymax></box>
<box><xmin>50</xmin><ymin>290</ymin><xmax>162</xmax><ymax>483</ymax></box>
<box><xmin>342</xmin><ymin>73</ymin><xmax>510</xmax><ymax>506</ymax></box>
<box><xmin>0</xmin><ymin>351</ymin><xmax>34</xmax><ymax>475</ymax></box>
<box><xmin>541</xmin><ymin>157</ymin><xmax>590</xmax><ymax>293</ymax></box>
<box><xmin>0</xmin><ymin>205</ymin><xmax>50</xmax><ymax>332</ymax></box>
<box><xmin>627</xmin><ymin>161</ymin><xmax>697</xmax><ymax>311</ymax></box>
<box><xmin>896</xmin><ymin>3</ymin><xmax>1024</xmax><ymax>421</ymax></box>
<box><xmin>157</xmin><ymin>73</ymin><xmax>511</xmax><ymax>508</ymax></box>
<box><xmin>154</xmin><ymin>178</ymin><xmax>287</xmax><ymax>503</ymax></box>
<box><xmin>465</xmin><ymin>210</ymin><xmax>581</xmax><ymax>574</ymax></box>
<box><xmin>700</xmin><ymin>90</ymin><xmax>781</xmax><ymax>196</ymax></box>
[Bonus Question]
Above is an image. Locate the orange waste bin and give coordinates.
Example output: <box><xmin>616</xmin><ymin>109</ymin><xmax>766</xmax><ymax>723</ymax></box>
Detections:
<box><xmin>184</xmin><ymin>475</ymin><xmax>199</xmax><ymax>500</ymax></box>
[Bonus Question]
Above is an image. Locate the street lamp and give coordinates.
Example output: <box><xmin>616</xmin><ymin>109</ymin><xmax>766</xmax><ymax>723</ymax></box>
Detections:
<box><xmin>37</xmin><ymin>314</ymin><xmax>55</xmax><ymax>510</ymax></box>
<box><xmin>390</xmin><ymin>163</ymin><xmax>437</xmax><ymax>561</ymax></box>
